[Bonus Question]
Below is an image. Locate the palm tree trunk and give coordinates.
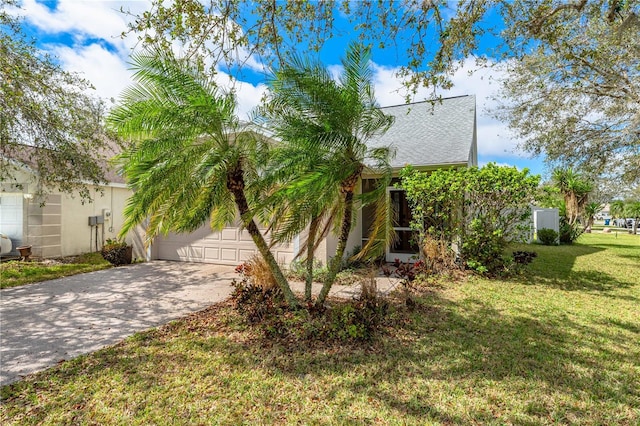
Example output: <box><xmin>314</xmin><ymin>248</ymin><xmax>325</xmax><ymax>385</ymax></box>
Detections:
<box><xmin>566</xmin><ymin>193</ymin><xmax>578</xmax><ymax>225</ymax></box>
<box><xmin>227</xmin><ymin>166</ymin><xmax>299</xmax><ymax>308</ymax></box>
<box><xmin>585</xmin><ymin>217</ymin><xmax>594</xmax><ymax>233</ymax></box>
<box><xmin>305</xmin><ymin>215</ymin><xmax>320</xmax><ymax>303</ymax></box>
<box><xmin>315</xmin><ymin>189</ymin><xmax>354</xmax><ymax>308</ymax></box>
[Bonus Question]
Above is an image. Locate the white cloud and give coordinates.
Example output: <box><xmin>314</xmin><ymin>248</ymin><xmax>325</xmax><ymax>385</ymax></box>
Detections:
<box><xmin>18</xmin><ymin>0</ymin><xmax>269</xmax><ymax>117</ymax></box>
<box><xmin>371</xmin><ymin>63</ymin><xmax>416</xmax><ymax>107</ymax></box>
<box><xmin>212</xmin><ymin>73</ymin><xmax>268</xmax><ymax>121</ymax></box>
<box><xmin>478</xmin><ymin>160</ymin><xmax>521</xmax><ymax>170</ymax></box>
<box><xmin>52</xmin><ymin>43</ymin><xmax>132</xmax><ymax>102</ymax></box>
<box><xmin>327</xmin><ymin>64</ymin><xmax>343</xmax><ymax>82</ymax></box>
<box><xmin>442</xmin><ymin>58</ymin><xmax>526</xmax><ymax>159</ymax></box>
<box><xmin>16</xmin><ymin>1</ymin><xmax>526</xmax><ymax>162</ymax></box>
<box><xmin>17</xmin><ymin>0</ymin><xmax>147</xmax><ymax>103</ymax></box>
<box><xmin>19</xmin><ymin>0</ymin><xmax>146</xmax><ymax>53</ymax></box>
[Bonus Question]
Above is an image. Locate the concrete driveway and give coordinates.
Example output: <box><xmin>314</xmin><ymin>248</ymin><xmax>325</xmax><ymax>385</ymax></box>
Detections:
<box><xmin>0</xmin><ymin>261</ymin><xmax>236</xmax><ymax>386</ymax></box>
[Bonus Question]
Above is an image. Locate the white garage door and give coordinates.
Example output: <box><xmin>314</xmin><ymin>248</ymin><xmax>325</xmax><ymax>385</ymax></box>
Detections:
<box><xmin>0</xmin><ymin>193</ymin><xmax>24</xmax><ymax>253</ymax></box>
<box><xmin>154</xmin><ymin>223</ymin><xmax>295</xmax><ymax>266</ymax></box>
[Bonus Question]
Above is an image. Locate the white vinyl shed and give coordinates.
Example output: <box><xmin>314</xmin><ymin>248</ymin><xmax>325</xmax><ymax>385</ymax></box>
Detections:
<box><xmin>531</xmin><ymin>207</ymin><xmax>560</xmax><ymax>243</ymax></box>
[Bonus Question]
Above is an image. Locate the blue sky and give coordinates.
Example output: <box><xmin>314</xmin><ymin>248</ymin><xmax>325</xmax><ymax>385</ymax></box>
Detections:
<box><xmin>11</xmin><ymin>0</ymin><xmax>547</xmax><ymax>177</ymax></box>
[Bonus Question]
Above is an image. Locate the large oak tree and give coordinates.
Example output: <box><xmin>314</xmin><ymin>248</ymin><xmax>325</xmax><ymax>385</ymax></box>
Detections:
<box><xmin>496</xmin><ymin>0</ymin><xmax>640</xmax><ymax>184</ymax></box>
<box><xmin>1</xmin><ymin>0</ymin><xmax>116</xmax><ymax>201</ymax></box>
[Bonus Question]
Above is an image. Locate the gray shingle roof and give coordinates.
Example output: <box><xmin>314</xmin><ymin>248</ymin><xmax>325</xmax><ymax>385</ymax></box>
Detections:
<box><xmin>367</xmin><ymin>95</ymin><xmax>477</xmax><ymax>170</ymax></box>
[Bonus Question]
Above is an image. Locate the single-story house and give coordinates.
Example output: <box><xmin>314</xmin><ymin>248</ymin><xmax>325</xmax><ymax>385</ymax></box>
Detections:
<box><xmin>151</xmin><ymin>94</ymin><xmax>478</xmax><ymax>265</ymax></box>
<box><xmin>0</xmin><ymin>150</ymin><xmax>146</xmax><ymax>260</ymax></box>
<box><xmin>1</xmin><ymin>95</ymin><xmax>476</xmax><ymax>264</ymax></box>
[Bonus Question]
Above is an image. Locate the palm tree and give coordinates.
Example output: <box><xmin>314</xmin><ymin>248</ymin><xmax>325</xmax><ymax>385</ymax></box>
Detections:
<box><xmin>260</xmin><ymin>43</ymin><xmax>395</xmax><ymax>307</ymax></box>
<box><xmin>624</xmin><ymin>201</ymin><xmax>640</xmax><ymax>234</ymax></box>
<box><xmin>583</xmin><ymin>202</ymin><xmax>604</xmax><ymax>233</ymax></box>
<box><xmin>107</xmin><ymin>48</ymin><xmax>299</xmax><ymax>308</ymax></box>
<box><xmin>610</xmin><ymin>200</ymin><xmax>626</xmax><ymax>227</ymax></box>
<box><xmin>552</xmin><ymin>168</ymin><xmax>592</xmax><ymax>226</ymax></box>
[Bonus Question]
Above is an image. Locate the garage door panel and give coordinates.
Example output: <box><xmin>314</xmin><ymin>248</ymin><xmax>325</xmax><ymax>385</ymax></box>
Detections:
<box><xmin>276</xmin><ymin>250</ymin><xmax>295</xmax><ymax>265</ymax></box>
<box><xmin>185</xmin><ymin>226</ymin><xmax>213</xmax><ymax>240</ymax></box>
<box><xmin>155</xmin><ymin>223</ymin><xmax>294</xmax><ymax>265</ymax></box>
<box><xmin>221</xmin><ymin>248</ymin><xmax>237</xmax><ymax>262</ymax></box>
<box><xmin>239</xmin><ymin>231</ymin><xmax>253</xmax><ymax>242</ymax></box>
<box><xmin>0</xmin><ymin>193</ymin><xmax>24</xmax><ymax>253</ymax></box>
<box><xmin>204</xmin><ymin>247</ymin><xmax>220</xmax><ymax>261</ymax></box>
<box><xmin>157</xmin><ymin>242</ymin><xmax>203</xmax><ymax>262</ymax></box>
<box><xmin>239</xmin><ymin>249</ymin><xmax>255</xmax><ymax>261</ymax></box>
<box><xmin>180</xmin><ymin>246</ymin><xmax>203</xmax><ymax>259</ymax></box>
<box><xmin>221</xmin><ymin>228</ymin><xmax>236</xmax><ymax>240</ymax></box>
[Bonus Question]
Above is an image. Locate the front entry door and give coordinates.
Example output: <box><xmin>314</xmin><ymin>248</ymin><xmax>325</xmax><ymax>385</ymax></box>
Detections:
<box><xmin>386</xmin><ymin>188</ymin><xmax>418</xmax><ymax>263</ymax></box>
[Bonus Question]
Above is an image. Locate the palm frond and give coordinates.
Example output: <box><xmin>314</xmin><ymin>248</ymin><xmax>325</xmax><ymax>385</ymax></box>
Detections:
<box><xmin>109</xmin><ymin>48</ymin><xmax>263</xmax><ymax>241</ymax></box>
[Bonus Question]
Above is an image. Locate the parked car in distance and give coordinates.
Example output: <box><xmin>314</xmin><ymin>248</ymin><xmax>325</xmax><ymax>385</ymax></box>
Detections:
<box><xmin>0</xmin><ymin>232</ymin><xmax>12</xmax><ymax>255</ymax></box>
<box><xmin>612</xmin><ymin>218</ymin><xmax>628</xmax><ymax>228</ymax></box>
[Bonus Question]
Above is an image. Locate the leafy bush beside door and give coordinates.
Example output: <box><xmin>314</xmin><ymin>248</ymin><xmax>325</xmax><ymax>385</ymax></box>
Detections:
<box><xmin>400</xmin><ymin>163</ymin><xmax>540</xmax><ymax>275</ymax></box>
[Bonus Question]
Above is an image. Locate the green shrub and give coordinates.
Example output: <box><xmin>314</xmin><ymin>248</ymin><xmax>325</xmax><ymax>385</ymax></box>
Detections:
<box><xmin>287</xmin><ymin>259</ymin><xmax>328</xmax><ymax>283</ymax></box>
<box><xmin>100</xmin><ymin>239</ymin><xmax>132</xmax><ymax>266</ymax></box>
<box><xmin>537</xmin><ymin>228</ymin><xmax>558</xmax><ymax>245</ymax></box>
<box><xmin>559</xmin><ymin>218</ymin><xmax>582</xmax><ymax>244</ymax></box>
<box><xmin>461</xmin><ymin>220</ymin><xmax>509</xmax><ymax>275</ymax></box>
<box><xmin>326</xmin><ymin>278</ymin><xmax>389</xmax><ymax>341</ymax></box>
<box><xmin>400</xmin><ymin>163</ymin><xmax>540</xmax><ymax>277</ymax></box>
<box><xmin>512</xmin><ymin>250</ymin><xmax>538</xmax><ymax>265</ymax></box>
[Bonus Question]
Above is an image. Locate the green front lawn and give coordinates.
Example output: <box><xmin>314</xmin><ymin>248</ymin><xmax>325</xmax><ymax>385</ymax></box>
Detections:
<box><xmin>1</xmin><ymin>233</ymin><xmax>639</xmax><ymax>424</ymax></box>
<box><xmin>0</xmin><ymin>252</ymin><xmax>111</xmax><ymax>289</ymax></box>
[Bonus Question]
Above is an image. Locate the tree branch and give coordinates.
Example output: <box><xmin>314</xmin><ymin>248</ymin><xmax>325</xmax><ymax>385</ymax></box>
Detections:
<box><xmin>528</xmin><ymin>0</ymin><xmax>588</xmax><ymax>34</ymax></box>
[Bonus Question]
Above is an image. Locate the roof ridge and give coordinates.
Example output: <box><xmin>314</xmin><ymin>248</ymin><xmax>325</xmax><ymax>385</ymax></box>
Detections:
<box><xmin>380</xmin><ymin>94</ymin><xmax>473</xmax><ymax>109</ymax></box>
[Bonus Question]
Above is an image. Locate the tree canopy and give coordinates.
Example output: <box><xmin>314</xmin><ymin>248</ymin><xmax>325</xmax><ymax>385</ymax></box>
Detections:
<box><xmin>496</xmin><ymin>0</ymin><xmax>640</xmax><ymax>184</ymax></box>
<box><xmin>1</xmin><ymin>0</ymin><xmax>116</xmax><ymax>201</ymax></box>
<box><xmin>124</xmin><ymin>0</ymin><xmax>639</xmax><ymax>183</ymax></box>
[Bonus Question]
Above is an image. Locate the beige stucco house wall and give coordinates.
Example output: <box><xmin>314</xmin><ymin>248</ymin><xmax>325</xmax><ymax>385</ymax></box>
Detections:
<box><xmin>0</xmin><ymin>166</ymin><xmax>144</xmax><ymax>260</ymax></box>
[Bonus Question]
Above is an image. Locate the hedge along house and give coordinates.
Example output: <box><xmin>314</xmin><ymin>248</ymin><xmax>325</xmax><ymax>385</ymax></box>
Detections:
<box><xmin>0</xmin><ymin>147</ymin><xmax>146</xmax><ymax>260</ymax></box>
<box><xmin>151</xmin><ymin>95</ymin><xmax>477</xmax><ymax>266</ymax></box>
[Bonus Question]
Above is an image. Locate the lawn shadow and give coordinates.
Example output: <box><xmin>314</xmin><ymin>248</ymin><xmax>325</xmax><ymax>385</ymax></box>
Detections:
<box><xmin>3</xmin><ymin>292</ymin><xmax>638</xmax><ymax>424</ymax></box>
<box><xmin>514</xmin><ymin>243</ymin><xmax>637</xmax><ymax>292</ymax></box>
<box><xmin>251</xmin><ymin>292</ymin><xmax>639</xmax><ymax>423</ymax></box>
<box><xmin>587</xmin><ymin>243</ymin><xmax>640</xmax><ymax>251</ymax></box>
